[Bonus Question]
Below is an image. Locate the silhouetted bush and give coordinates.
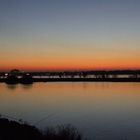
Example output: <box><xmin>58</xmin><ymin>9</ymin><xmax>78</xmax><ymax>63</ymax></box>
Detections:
<box><xmin>0</xmin><ymin>118</ymin><xmax>86</xmax><ymax>140</ymax></box>
<box><xmin>43</xmin><ymin>124</ymin><xmax>83</xmax><ymax>140</ymax></box>
<box><xmin>0</xmin><ymin>118</ymin><xmax>42</xmax><ymax>140</ymax></box>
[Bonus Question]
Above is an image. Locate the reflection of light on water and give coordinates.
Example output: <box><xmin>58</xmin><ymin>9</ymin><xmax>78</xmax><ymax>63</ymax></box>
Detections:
<box><xmin>1</xmin><ymin>82</ymin><xmax>140</xmax><ymax>140</ymax></box>
<box><xmin>6</xmin><ymin>84</ymin><xmax>18</xmax><ymax>90</ymax></box>
<box><xmin>20</xmin><ymin>84</ymin><xmax>33</xmax><ymax>90</ymax></box>
<box><xmin>5</xmin><ymin>83</ymin><xmax>33</xmax><ymax>90</ymax></box>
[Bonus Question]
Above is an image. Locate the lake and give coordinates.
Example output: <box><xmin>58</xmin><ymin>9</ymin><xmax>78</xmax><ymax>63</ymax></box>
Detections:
<box><xmin>0</xmin><ymin>82</ymin><xmax>140</xmax><ymax>140</ymax></box>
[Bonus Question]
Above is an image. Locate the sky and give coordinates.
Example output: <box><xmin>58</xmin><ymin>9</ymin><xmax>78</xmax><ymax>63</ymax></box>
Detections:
<box><xmin>0</xmin><ymin>0</ymin><xmax>140</xmax><ymax>71</ymax></box>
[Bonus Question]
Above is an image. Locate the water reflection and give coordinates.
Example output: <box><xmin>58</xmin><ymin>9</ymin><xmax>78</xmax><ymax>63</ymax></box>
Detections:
<box><xmin>0</xmin><ymin>82</ymin><xmax>140</xmax><ymax>140</ymax></box>
<box><xmin>20</xmin><ymin>84</ymin><xmax>33</xmax><ymax>90</ymax></box>
<box><xmin>6</xmin><ymin>83</ymin><xmax>33</xmax><ymax>90</ymax></box>
<box><xmin>6</xmin><ymin>84</ymin><xmax>18</xmax><ymax>90</ymax></box>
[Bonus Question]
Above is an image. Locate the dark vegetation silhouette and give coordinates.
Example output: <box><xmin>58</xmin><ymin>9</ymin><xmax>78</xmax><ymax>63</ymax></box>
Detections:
<box><xmin>0</xmin><ymin>118</ymin><xmax>42</xmax><ymax>140</ymax></box>
<box><xmin>43</xmin><ymin>125</ymin><xmax>84</xmax><ymax>140</ymax></box>
<box><xmin>0</xmin><ymin>118</ymin><xmax>86</xmax><ymax>140</ymax></box>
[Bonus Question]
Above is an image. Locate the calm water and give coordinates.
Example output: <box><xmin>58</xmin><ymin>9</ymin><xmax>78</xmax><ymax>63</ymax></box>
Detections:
<box><xmin>0</xmin><ymin>82</ymin><xmax>140</xmax><ymax>140</ymax></box>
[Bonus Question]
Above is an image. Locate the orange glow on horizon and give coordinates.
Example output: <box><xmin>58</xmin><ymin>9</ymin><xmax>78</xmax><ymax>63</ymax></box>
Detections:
<box><xmin>1</xmin><ymin>53</ymin><xmax>140</xmax><ymax>71</ymax></box>
<box><xmin>1</xmin><ymin>63</ymin><xmax>140</xmax><ymax>72</ymax></box>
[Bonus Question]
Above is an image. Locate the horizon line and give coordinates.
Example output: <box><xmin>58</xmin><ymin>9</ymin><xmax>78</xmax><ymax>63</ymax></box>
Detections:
<box><xmin>1</xmin><ymin>69</ymin><xmax>140</xmax><ymax>73</ymax></box>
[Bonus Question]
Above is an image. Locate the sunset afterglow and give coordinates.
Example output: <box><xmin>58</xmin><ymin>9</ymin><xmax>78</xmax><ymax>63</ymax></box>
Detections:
<box><xmin>0</xmin><ymin>0</ymin><xmax>140</xmax><ymax>71</ymax></box>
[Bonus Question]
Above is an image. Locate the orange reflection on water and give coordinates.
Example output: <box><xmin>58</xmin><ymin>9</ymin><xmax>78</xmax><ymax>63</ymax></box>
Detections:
<box><xmin>1</xmin><ymin>82</ymin><xmax>140</xmax><ymax>107</ymax></box>
<box><xmin>0</xmin><ymin>82</ymin><xmax>140</xmax><ymax>131</ymax></box>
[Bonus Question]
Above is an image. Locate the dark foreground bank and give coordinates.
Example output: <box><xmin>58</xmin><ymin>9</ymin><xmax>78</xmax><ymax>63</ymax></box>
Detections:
<box><xmin>0</xmin><ymin>118</ymin><xmax>86</xmax><ymax>140</ymax></box>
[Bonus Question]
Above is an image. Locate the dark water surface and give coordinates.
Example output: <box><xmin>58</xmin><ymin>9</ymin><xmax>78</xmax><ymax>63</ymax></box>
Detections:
<box><xmin>0</xmin><ymin>82</ymin><xmax>140</xmax><ymax>140</ymax></box>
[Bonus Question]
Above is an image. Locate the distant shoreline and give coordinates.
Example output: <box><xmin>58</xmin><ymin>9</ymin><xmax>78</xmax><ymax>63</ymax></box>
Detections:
<box><xmin>1</xmin><ymin>70</ymin><xmax>140</xmax><ymax>84</ymax></box>
<box><xmin>1</xmin><ymin>77</ymin><xmax>140</xmax><ymax>84</ymax></box>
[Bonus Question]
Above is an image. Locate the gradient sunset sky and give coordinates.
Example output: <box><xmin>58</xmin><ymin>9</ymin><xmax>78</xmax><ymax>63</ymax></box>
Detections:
<box><xmin>0</xmin><ymin>0</ymin><xmax>140</xmax><ymax>71</ymax></box>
